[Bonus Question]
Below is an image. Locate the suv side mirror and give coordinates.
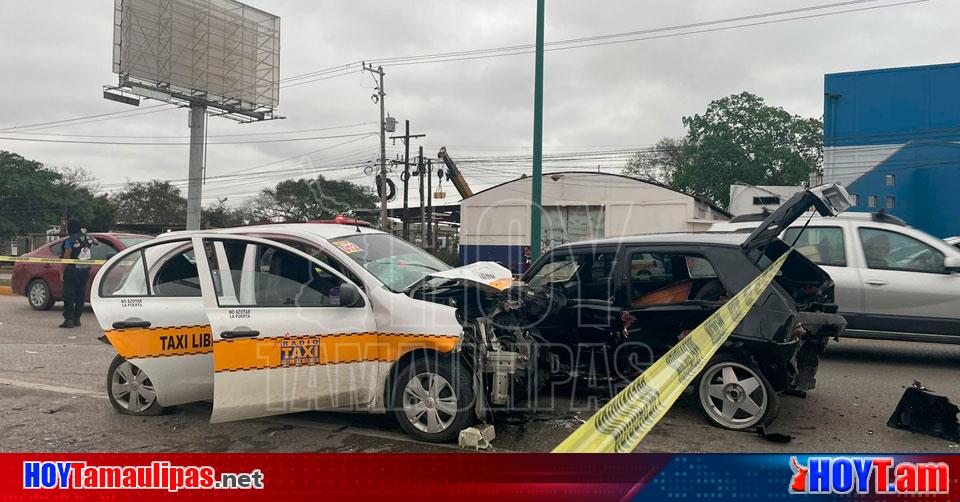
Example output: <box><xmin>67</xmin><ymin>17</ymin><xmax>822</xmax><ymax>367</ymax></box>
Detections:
<box><xmin>944</xmin><ymin>256</ymin><xmax>960</xmax><ymax>273</ymax></box>
<box><xmin>338</xmin><ymin>282</ymin><xmax>365</xmax><ymax>307</ymax></box>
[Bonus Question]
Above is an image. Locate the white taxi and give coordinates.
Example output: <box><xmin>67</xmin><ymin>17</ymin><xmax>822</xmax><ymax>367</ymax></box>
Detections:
<box><xmin>91</xmin><ymin>224</ymin><xmax>516</xmax><ymax>442</ymax></box>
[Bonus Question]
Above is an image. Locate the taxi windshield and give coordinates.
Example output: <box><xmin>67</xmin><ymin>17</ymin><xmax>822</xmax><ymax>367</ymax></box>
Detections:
<box><xmin>330</xmin><ymin>233</ymin><xmax>450</xmax><ymax>292</ymax></box>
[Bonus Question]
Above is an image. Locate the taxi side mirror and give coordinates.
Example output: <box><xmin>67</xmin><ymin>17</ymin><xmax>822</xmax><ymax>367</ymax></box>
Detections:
<box><xmin>339</xmin><ymin>283</ymin><xmax>365</xmax><ymax>308</ymax></box>
<box><xmin>943</xmin><ymin>256</ymin><xmax>960</xmax><ymax>274</ymax></box>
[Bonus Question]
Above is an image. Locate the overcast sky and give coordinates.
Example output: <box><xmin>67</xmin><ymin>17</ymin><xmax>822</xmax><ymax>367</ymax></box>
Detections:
<box><xmin>1</xmin><ymin>0</ymin><xmax>957</xmax><ymax>207</ymax></box>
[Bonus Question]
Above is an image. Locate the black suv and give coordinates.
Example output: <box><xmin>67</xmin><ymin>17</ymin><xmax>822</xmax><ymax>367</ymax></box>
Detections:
<box><xmin>520</xmin><ymin>185</ymin><xmax>851</xmax><ymax>430</ymax></box>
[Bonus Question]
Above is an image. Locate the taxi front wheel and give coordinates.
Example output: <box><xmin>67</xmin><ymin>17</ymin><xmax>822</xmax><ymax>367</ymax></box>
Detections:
<box><xmin>107</xmin><ymin>354</ymin><xmax>164</xmax><ymax>416</ymax></box>
<box><xmin>391</xmin><ymin>355</ymin><xmax>475</xmax><ymax>443</ymax></box>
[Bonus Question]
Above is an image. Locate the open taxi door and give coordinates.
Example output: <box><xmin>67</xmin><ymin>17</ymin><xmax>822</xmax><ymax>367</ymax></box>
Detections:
<box><xmin>91</xmin><ymin>236</ymin><xmax>214</xmax><ymax>411</ymax></box>
<box><xmin>193</xmin><ymin>234</ymin><xmax>379</xmax><ymax>423</ymax></box>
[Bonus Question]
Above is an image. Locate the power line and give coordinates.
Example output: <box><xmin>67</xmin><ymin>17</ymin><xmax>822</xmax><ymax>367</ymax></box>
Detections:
<box><xmin>217</xmin><ymin>0</ymin><xmax>926</xmax><ymax>88</ymax></box>
<box><xmin>369</xmin><ymin>0</ymin><xmax>927</xmax><ymax>68</ymax></box>
<box><xmin>0</xmin><ymin>66</ymin><xmax>362</xmax><ymax>133</ymax></box>
<box><xmin>0</xmin><ymin>131</ymin><xmax>377</xmax><ymax>146</ymax></box>
<box><xmin>0</xmin><ymin>104</ymin><xmax>168</xmax><ymax>132</ymax></box>
<box><xmin>0</xmin><ymin>0</ymin><xmax>924</xmax><ymax>136</ymax></box>
<box><xmin>94</xmin><ymin>135</ymin><xmax>381</xmax><ymax>190</ymax></box>
<box><xmin>0</xmin><ymin>0</ymin><xmax>935</xmax><ymax>209</ymax></box>
<box><xmin>281</xmin><ymin>67</ymin><xmax>364</xmax><ymax>89</ymax></box>
<box><xmin>1</xmin><ymin>121</ymin><xmax>377</xmax><ymax>140</ymax></box>
<box><xmin>0</xmin><ymin>105</ymin><xmax>177</xmax><ymax>133</ymax></box>
<box><xmin>281</xmin><ymin>62</ymin><xmax>363</xmax><ymax>83</ymax></box>
<box><xmin>197</xmin><ymin>134</ymin><xmax>380</xmax><ymax>181</ymax></box>
<box><xmin>363</xmin><ymin>0</ymin><xmax>885</xmax><ymax>66</ymax></box>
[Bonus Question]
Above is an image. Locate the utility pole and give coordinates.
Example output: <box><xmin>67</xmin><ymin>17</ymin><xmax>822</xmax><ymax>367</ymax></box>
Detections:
<box><xmin>427</xmin><ymin>159</ymin><xmax>434</xmax><ymax>253</ymax></box>
<box><xmin>364</xmin><ymin>63</ymin><xmax>389</xmax><ymax>231</ymax></box>
<box><xmin>186</xmin><ymin>102</ymin><xmax>207</xmax><ymax>230</ymax></box>
<box><xmin>389</xmin><ymin>120</ymin><xmax>425</xmax><ymax>240</ymax></box>
<box><xmin>529</xmin><ymin>0</ymin><xmax>545</xmax><ymax>260</ymax></box>
<box><xmin>417</xmin><ymin>146</ymin><xmax>426</xmax><ymax>245</ymax></box>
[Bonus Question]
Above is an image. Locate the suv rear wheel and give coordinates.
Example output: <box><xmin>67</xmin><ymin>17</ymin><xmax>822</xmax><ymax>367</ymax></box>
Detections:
<box><xmin>391</xmin><ymin>355</ymin><xmax>475</xmax><ymax>443</ymax></box>
<box><xmin>695</xmin><ymin>353</ymin><xmax>778</xmax><ymax>430</ymax></box>
<box><xmin>27</xmin><ymin>279</ymin><xmax>54</xmax><ymax>311</ymax></box>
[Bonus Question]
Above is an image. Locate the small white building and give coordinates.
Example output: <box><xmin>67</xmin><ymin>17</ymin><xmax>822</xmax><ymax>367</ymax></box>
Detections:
<box><xmin>459</xmin><ymin>172</ymin><xmax>730</xmax><ymax>271</ymax></box>
<box><xmin>727</xmin><ymin>184</ymin><xmax>805</xmax><ymax>217</ymax></box>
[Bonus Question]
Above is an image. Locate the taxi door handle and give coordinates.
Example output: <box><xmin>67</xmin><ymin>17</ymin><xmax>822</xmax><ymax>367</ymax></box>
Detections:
<box><xmin>220</xmin><ymin>330</ymin><xmax>260</xmax><ymax>339</ymax></box>
<box><xmin>112</xmin><ymin>320</ymin><xmax>152</xmax><ymax>329</ymax></box>
<box><xmin>865</xmin><ymin>280</ymin><xmax>888</xmax><ymax>287</ymax></box>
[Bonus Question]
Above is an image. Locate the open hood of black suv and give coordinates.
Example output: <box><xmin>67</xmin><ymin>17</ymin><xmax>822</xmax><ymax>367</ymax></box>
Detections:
<box><xmin>741</xmin><ymin>183</ymin><xmax>852</xmax><ymax>252</ymax></box>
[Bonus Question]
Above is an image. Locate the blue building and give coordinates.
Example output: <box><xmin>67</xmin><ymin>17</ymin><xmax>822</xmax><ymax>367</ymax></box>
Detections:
<box><xmin>823</xmin><ymin>62</ymin><xmax>960</xmax><ymax>238</ymax></box>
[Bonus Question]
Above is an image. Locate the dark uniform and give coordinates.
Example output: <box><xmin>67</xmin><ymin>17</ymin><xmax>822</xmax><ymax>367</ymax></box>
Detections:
<box><xmin>61</xmin><ymin>232</ymin><xmax>97</xmax><ymax>327</ymax></box>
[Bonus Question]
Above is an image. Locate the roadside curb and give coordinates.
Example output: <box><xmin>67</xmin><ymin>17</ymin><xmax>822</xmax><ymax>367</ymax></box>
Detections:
<box><xmin>0</xmin><ymin>286</ymin><xmax>13</xmax><ymax>296</ymax></box>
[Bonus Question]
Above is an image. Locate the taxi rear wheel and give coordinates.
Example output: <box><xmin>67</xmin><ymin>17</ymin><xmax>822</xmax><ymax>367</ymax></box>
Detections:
<box><xmin>391</xmin><ymin>355</ymin><xmax>475</xmax><ymax>443</ymax></box>
<box><xmin>107</xmin><ymin>354</ymin><xmax>164</xmax><ymax>416</ymax></box>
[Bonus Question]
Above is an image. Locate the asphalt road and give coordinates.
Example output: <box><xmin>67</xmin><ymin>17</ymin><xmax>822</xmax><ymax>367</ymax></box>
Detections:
<box><xmin>1</xmin><ymin>295</ymin><xmax>958</xmax><ymax>453</ymax></box>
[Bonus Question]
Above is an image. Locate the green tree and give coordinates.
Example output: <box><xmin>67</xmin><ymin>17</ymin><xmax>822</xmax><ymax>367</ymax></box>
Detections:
<box><xmin>622</xmin><ymin>137</ymin><xmax>693</xmax><ymax>186</ymax></box>
<box><xmin>0</xmin><ymin>153</ymin><xmax>118</xmax><ymax>239</ymax></box>
<box><xmin>111</xmin><ymin>180</ymin><xmax>186</xmax><ymax>225</ymax></box>
<box><xmin>623</xmin><ymin>92</ymin><xmax>822</xmax><ymax>207</ymax></box>
<box><xmin>251</xmin><ymin>175</ymin><xmax>378</xmax><ymax>222</ymax></box>
<box><xmin>51</xmin><ymin>166</ymin><xmax>117</xmax><ymax>231</ymax></box>
<box><xmin>202</xmin><ymin>198</ymin><xmax>258</xmax><ymax>228</ymax></box>
<box><xmin>0</xmin><ymin>151</ymin><xmax>60</xmax><ymax>238</ymax></box>
<box><xmin>85</xmin><ymin>194</ymin><xmax>118</xmax><ymax>231</ymax></box>
<box><xmin>678</xmin><ymin>92</ymin><xmax>822</xmax><ymax>206</ymax></box>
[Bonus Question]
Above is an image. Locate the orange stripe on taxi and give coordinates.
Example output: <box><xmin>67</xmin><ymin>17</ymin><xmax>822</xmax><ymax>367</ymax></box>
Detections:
<box><xmin>104</xmin><ymin>325</ymin><xmax>214</xmax><ymax>359</ymax></box>
<box><xmin>213</xmin><ymin>332</ymin><xmax>460</xmax><ymax>372</ymax></box>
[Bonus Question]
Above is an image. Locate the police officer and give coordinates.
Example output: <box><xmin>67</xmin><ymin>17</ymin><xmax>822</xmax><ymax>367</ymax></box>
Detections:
<box><xmin>59</xmin><ymin>220</ymin><xmax>99</xmax><ymax>328</ymax></box>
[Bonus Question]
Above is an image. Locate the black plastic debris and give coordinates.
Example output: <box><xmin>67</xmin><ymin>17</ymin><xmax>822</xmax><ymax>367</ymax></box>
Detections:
<box><xmin>887</xmin><ymin>382</ymin><xmax>960</xmax><ymax>442</ymax></box>
<box><xmin>755</xmin><ymin>425</ymin><xmax>792</xmax><ymax>443</ymax></box>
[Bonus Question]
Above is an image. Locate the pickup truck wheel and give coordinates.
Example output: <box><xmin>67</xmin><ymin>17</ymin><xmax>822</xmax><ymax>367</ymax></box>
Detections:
<box><xmin>27</xmin><ymin>279</ymin><xmax>54</xmax><ymax>311</ymax></box>
<box><xmin>392</xmin><ymin>356</ymin><xmax>475</xmax><ymax>443</ymax></box>
<box><xmin>695</xmin><ymin>354</ymin><xmax>778</xmax><ymax>430</ymax></box>
<box><xmin>107</xmin><ymin>354</ymin><xmax>164</xmax><ymax>416</ymax></box>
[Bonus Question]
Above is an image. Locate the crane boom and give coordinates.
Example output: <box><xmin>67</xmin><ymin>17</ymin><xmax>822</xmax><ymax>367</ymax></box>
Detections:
<box><xmin>437</xmin><ymin>147</ymin><xmax>474</xmax><ymax>199</ymax></box>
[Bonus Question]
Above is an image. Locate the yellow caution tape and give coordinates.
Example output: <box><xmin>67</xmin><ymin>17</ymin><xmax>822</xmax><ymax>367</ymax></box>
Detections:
<box><xmin>553</xmin><ymin>249</ymin><xmax>792</xmax><ymax>453</ymax></box>
<box><xmin>0</xmin><ymin>256</ymin><xmax>107</xmax><ymax>265</ymax></box>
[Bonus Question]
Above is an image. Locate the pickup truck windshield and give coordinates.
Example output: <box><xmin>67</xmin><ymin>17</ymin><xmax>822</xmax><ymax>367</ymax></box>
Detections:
<box><xmin>331</xmin><ymin>233</ymin><xmax>450</xmax><ymax>292</ymax></box>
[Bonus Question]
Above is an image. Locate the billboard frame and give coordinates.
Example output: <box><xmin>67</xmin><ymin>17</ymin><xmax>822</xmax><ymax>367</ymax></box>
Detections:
<box><xmin>107</xmin><ymin>0</ymin><xmax>282</xmax><ymax>123</ymax></box>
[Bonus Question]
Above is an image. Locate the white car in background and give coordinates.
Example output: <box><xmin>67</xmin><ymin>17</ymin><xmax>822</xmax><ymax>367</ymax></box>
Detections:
<box><xmin>946</xmin><ymin>236</ymin><xmax>960</xmax><ymax>250</ymax></box>
<box><xmin>711</xmin><ymin>211</ymin><xmax>960</xmax><ymax>344</ymax></box>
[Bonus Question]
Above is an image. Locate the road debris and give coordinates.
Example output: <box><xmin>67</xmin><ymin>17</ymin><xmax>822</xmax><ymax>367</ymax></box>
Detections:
<box><xmin>887</xmin><ymin>381</ymin><xmax>960</xmax><ymax>442</ymax></box>
<box><xmin>458</xmin><ymin>424</ymin><xmax>496</xmax><ymax>450</ymax></box>
<box><xmin>755</xmin><ymin>425</ymin><xmax>792</xmax><ymax>443</ymax></box>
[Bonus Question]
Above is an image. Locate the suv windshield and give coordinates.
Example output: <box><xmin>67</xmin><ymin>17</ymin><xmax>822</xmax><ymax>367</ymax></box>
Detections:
<box><xmin>527</xmin><ymin>260</ymin><xmax>580</xmax><ymax>287</ymax></box>
<box><xmin>331</xmin><ymin>233</ymin><xmax>449</xmax><ymax>292</ymax></box>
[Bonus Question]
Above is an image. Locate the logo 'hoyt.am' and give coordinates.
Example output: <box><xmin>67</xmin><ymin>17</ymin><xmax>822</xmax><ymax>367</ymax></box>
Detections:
<box><xmin>790</xmin><ymin>456</ymin><xmax>949</xmax><ymax>495</ymax></box>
